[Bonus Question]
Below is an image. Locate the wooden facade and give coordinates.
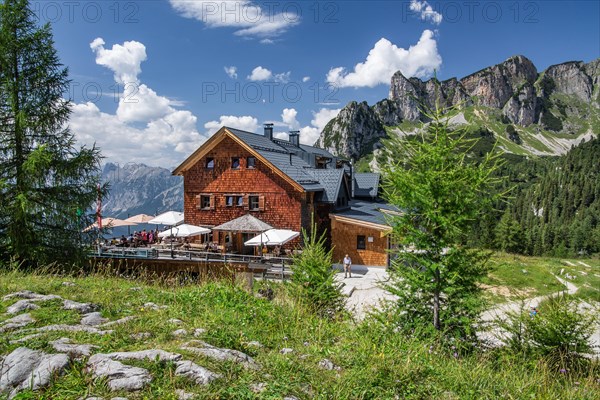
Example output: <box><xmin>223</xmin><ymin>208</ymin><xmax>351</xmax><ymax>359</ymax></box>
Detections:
<box><xmin>181</xmin><ymin>135</ymin><xmax>310</xmax><ymax>231</ymax></box>
<box><xmin>173</xmin><ymin>126</ymin><xmax>393</xmax><ymax>266</ymax></box>
<box><xmin>174</xmin><ymin>129</ymin><xmax>317</xmax><ymax>252</ymax></box>
<box><xmin>330</xmin><ymin>215</ymin><xmax>391</xmax><ymax>267</ymax></box>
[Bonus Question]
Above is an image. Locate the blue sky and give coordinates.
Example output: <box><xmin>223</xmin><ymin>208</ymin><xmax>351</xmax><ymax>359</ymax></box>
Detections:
<box><xmin>38</xmin><ymin>0</ymin><xmax>599</xmax><ymax>167</ymax></box>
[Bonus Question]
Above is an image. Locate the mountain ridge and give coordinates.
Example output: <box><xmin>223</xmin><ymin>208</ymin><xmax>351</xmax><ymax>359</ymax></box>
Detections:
<box><xmin>317</xmin><ymin>55</ymin><xmax>600</xmax><ymax>160</ymax></box>
<box><xmin>100</xmin><ymin>162</ymin><xmax>183</xmax><ymax>219</ymax></box>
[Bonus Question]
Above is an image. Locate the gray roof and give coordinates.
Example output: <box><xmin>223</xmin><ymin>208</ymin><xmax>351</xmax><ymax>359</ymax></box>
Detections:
<box><xmin>333</xmin><ymin>200</ymin><xmax>398</xmax><ymax>227</ymax></box>
<box><xmin>227</xmin><ymin>127</ymin><xmax>335</xmax><ymax>191</ymax></box>
<box><xmin>212</xmin><ymin>214</ymin><xmax>273</xmax><ymax>232</ymax></box>
<box><xmin>353</xmin><ymin>173</ymin><xmax>380</xmax><ymax>198</ymax></box>
<box><xmin>227</xmin><ymin>127</ymin><xmax>288</xmax><ymax>153</ymax></box>
<box><xmin>299</xmin><ymin>144</ymin><xmax>335</xmax><ymax>158</ymax></box>
<box><xmin>308</xmin><ymin>169</ymin><xmax>346</xmax><ymax>203</ymax></box>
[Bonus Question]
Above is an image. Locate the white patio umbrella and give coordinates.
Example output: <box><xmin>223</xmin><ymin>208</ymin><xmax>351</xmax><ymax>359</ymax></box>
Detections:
<box><xmin>83</xmin><ymin>217</ymin><xmax>137</xmax><ymax>232</ymax></box>
<box><xmin>147</xmin><ymin>211</ymin><xmax>184</xmax><ymax>226</ymax></box>
<box><xmin>148</xmin><ymin>211</ymin><xmax>184</xmax><ymax>258</ymax></box>
<box><xmin>244</xmin><ymin>229</ymin><xmax>300</xmax><ymax>246</ymax></box>
<box><xmin>158</xmin><ymin>224</ymin><xmax>211</xmax><ymax>238</ymax></box>
<box><xmin>124</xmin><ymin>213</ymin><xmax>156</xmax><ymax>223</ymax></box>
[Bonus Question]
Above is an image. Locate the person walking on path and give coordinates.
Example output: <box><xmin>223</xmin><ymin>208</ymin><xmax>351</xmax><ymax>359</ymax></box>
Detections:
<box><xmin>343</xmin><ymin>254</ymin><xmax>352</xmax><ymax>278</ymax></box>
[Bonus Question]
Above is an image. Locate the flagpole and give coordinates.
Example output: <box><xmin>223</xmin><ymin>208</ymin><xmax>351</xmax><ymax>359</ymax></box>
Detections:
<box><xmin>96</xmin><ymin>183</ymin><xmax>102</xmax><ymax>256</ymax></box>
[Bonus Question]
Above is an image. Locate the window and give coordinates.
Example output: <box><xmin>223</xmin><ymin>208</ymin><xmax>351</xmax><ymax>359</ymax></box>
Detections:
<box><xmin>249</xmin><ymin>195</ymin><xmax>260</xmax><ymax>211</ymax></box>
<box><xmin>357</xmin><ymin>235</ymin><xmax>366</xmax><ymax>250</ymax></box>
<box><xmin>316</xmin><ymin>157</ymin><xmax>327</xmax><ymax>169</ymax></box>
<box><xmin>225</xmin><ymin>196</ymin><xmax>234</xmax><ymax>206</ymax></box>
<box><xmin>247</xmin><ymin>156</ymin><xmax>256</xmax><ymax>168</ymax></box>
<box><xmin>206</xmin><ymin>158</ymin><xmax>214</xmax><ymax>169</ymax></box>
<box><xmin>200</xmin><ymin>195</ymin><xmax>211</xmax><ymax>209</ymax></box>
<box><xmin>236</xmin><ymin>196</ymin><xmax>244</xmax><ymax>206</ymax></box>
<box><xmin>231</xmin><ymin>157</ymin><xmax>240</xmax><ymax>169</ymax></box>
<box><xmin>244</xmin><ymin>195</ymin><xmax>265</xmax><ymax>211</ymax></box>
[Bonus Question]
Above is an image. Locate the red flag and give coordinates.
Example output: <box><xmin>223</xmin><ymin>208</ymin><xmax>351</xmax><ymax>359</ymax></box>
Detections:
<box><xmin>96</xmin><ymin>183</ymin><xmax>102</xmax><ymax>230</ymax></box>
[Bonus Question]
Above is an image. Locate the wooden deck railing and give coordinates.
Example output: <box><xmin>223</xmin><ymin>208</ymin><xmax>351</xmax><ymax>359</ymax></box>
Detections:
<box><xmin>90</xmin><ymin>246</ymin><xmax>295</xmax><ymax>281</ymax></box>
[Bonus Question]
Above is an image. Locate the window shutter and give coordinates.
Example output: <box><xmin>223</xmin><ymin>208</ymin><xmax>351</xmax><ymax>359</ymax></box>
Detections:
<box><xmin>258</xmin><ymin>196</ymin><xmax>265</xmax><ymax>211</ymax></box>
<box><xmin>209</xmin><ymin>195</ymin><xmax>215</xmax><ymax>210</ymax></box>
<box><xmin>243</xmin><ymin>195</ymin><xmax>249</xmax><ymax>210</ymax></box>
<box><xmin>195</xmin><ymin>194</ymin><xmax>201</xmax><ymax>209</ymax></box>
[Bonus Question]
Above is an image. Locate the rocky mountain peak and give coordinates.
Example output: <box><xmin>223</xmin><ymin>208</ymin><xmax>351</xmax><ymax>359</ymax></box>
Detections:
<box><xmin>317</xmin><ymin>101</ymin><xmax>385</xmax><ymax>159</ymax></box>
<box><xmin>101</xmin><ymin>163</ymin><xmax>182</xmax><ymax>218</ymax></box>
<box><xmin>544</xmin><ymin>61</ymin><xmax>594</xmax><ymax>102</ymax></box>
<box><xmin>316</xmin><ymin>55</ymin><xmax>599</xmax><ymax>159</ymax></box>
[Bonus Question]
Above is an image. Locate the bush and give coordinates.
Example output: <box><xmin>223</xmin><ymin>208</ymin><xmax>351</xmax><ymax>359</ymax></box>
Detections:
<box><xmin>289</xmin><ymin>227</ymin><xmax>344</xmax><ymax>317</ymax></box>
<box><xmin>498</xmin><ymin>294</ymin><xmax>598</xmax><ymax>370</ymax></box>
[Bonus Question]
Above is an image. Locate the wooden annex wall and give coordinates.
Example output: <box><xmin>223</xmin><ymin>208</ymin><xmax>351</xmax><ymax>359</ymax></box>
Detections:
<box><xmin>330</xmin><ymin>217</ymin><xmax>389</xmax><ymax>267</ymax></box>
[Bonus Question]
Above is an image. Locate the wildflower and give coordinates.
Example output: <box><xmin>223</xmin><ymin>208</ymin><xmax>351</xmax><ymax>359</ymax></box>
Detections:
<box><xmin>559</xmin><ymin>369</ymin><xmax>567</xmax><ymax>374</ymax></box>
<box><xmin>453</xmin><ymin>352</ymin><xmax>458</xmax><ymax>358</ymax></box>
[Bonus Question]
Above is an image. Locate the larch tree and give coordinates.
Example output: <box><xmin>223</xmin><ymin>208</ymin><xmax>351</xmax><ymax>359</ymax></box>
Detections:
<box><xmin>381</xmin><ymin>99</ymin><xmax>504</xmax><ymax>341</ymax></box>
<box><xmin>0</xmin><ymin>0</ymin><xmax>104</xmax><ymax>268</ymax></box>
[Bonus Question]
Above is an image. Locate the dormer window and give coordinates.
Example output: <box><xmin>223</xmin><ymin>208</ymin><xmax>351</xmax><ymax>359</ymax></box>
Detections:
<box><xmin>231</xmin><ymin>157</ymin><xmax>240</xmax><ymax>169</ymax></box>
<box><xmin>316</xmin><ymin>157</ymin><xmax>327</xmax><ymax>169</ymax></box>
<box><xmin>247</xmin><ymin>156</ymin><xmax>256</xmax><ymax>169</ymax></box>
<box><xmin>206</xmin><ymin>158</ymin><xmax>214</xmax><ymax>169</ymax></box>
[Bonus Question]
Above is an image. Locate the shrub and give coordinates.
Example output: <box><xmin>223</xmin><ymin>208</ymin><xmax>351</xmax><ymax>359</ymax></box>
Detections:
<box><xmin>289</xmin><ymin>227</ymin><xmax>344</xmax><ymax>317</ymax></box>
<box><xmin>498</xmin><ymin>293</ymin><xmax>598</xmax><ymax>370</ymax></box>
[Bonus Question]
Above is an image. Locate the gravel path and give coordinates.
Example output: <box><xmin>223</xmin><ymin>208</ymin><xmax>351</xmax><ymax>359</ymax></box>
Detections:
<box><xmin>333</xmin><ymin>265</ymin><xmax>396</xmax><ymax>320</ymax></box>
<box><xmin>336</xmin><ymin>266</ymin><xmax>599</xmax><ymax>355</ymax></box>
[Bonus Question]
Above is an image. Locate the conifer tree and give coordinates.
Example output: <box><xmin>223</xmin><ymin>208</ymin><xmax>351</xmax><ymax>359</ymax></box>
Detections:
<box><xmin>381</xmin><ymin>101</ymin><xmax>503</xmax><ymax>339</ymax></box>
<box><xmin>0</xmin><ymin>0</ymin><xmax>103</xmax><ymax>267</ymax></box>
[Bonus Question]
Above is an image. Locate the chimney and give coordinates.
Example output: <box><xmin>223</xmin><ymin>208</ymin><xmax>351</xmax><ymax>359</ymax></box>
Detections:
<box><xmin>264</xmin><ymin>123</ymin><xmax>273</xmax><ymax>140</ymax></box>
<box><xmin>289</xmin><ymin>130</ymin><xmax>300</xmax><ymax>147</ymax></box>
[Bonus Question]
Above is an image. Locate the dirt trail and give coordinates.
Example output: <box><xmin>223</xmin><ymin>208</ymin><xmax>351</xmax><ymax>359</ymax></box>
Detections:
<box><xmin>478</xmin><ymin>275</ymin><xmax>599</xmax><ymax>355</ymax></box>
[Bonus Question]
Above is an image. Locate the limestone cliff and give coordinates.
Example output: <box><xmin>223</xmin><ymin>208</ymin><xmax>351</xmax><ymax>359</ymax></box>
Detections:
<box><xmin>317</xmin><ymin>55</ymin><xmax>600</xmax><ymax>159</ymax></box>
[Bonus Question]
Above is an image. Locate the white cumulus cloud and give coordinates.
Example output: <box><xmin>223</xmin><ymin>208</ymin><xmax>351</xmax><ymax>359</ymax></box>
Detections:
<box><xmin>277</xmin><ymin>108</ymin><xmax>341</xmax><ymax>145</ymax></box>
<box><xmin>90</xmin><ymin>38</ymin><xmax>147</xmax><ymax>84</ymax></box>
<box><xmin>71</xmin><ymin>102</ymin><xmax>204</xmax><ymax>166</ymax></box>
<box><xmin>116</xmin><ymin>84</ymin><xmax>172</xmax><ymax>123</ymax></box>
<box><xmin>204</xmin><ymin>115</ymin><xmax>259</xmax><ymax>136</ymax></box>
<box><xmin>224</xmin><ymin>66</ymin><xmax>238</xmax><ymax>79</ymax></box>
<box><xmin>282</xmin><ymin>108</ymin><xmax>300</xmax><ymax>130</ymax></box>
<box><xmin>299</xmin><ymin>108</ymin><xmax>341</xmax><ymax>145</ymax></box>
<box><xmin>247</xmin><ymin>66</ymin><xmax>291</xmax><ymax>82</ymax></box>
<box><xmin>169</xmin><ymin>0</ymin><xmax>300</xmax><ymax>40</ymax></box>
<box><xmin>71</xmin><ymin>39</ymin><xmax>205</xmax><ymax>167</ymax></box>
<box><xmin>247</xmin><ymin>66</ymin><xmax>272</xmax><ymax>81</ymax></box>
<box><xmin>326</xmin><ymin>30</ymin><xmax>442</xmax><ymax>88</ymax></box>
<box><xmin>410</xmin><ymin>0</ymin><xmax>443</xmax><ymax>25</ymax></box>
<box><xmin>302</xmin><ymin>76</ymin><xmax>310</xmax><ymax>82</ymax></box>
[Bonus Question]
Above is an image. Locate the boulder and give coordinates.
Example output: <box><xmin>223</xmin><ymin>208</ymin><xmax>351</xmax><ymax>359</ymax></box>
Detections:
<box><xmin>6</xmin><ymin>300</ymin><xmax>40</xmax><ymax>315</ymax></box>
<box><xmin>49</xmin><ymin>338</ymin><xmax>99</xmax><ymax>358</ymax></box>
<box><xmin>63</xmin><ymin>299</ymin><xmax>98</xmax><ymax>314</ymax></box>
<box><xmin>181</xmin><ymin>341</ymin><xmax>260</xmax><ymax>370</ymax></box>
<box><xmin>0</xmin><ymin>347</ymin><xmax>69</xmax><ymax>399</ymax></box>
<box><xmin>87</xmin><ymin>355</ymin><xmax>151</xmax><ymax>392</ymax></box>
<box><xmin>0</xmin><ymin>313</ymin><xmax>35</xmax><ymax>332</ymax></box>
<box><xmin>174</xmin><ymin>360</ymin><xmax>221</xmax><ymax>385</ymax></box>
<box><xmin>81</xmin><ymin>312</ymin><xmax>109</xmax><ymax>326</ymax></box>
